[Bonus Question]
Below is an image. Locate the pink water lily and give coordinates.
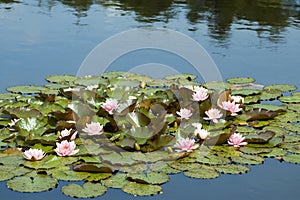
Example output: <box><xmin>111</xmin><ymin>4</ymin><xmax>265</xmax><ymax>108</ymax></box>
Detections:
<box><xmin>174</xmin><ymin>137</ymin><xmax>199</xmax><ymax>152</ymax></box>
<box><xmin>204</xmin><ymin>108</ymin><xmax>223</xmax><ymax>123</ymax></box>
<box><xmin>228</xmin><ymin>133</ymin><xmax>248</xmax><ymax>147</ymax></box>
<box><xmin>176</xmin><ymin>108</ymin><xmax>193</xmax><ymax>120</ymax></box>
<box><xmin>192</xmin><ymin>86</ymin><xmax>209</xmax><ymax>101</ymax></box>
<box><xmin>82</xmin><ymin>122</ymin><xmax>103</xmax><ymax>135</ymax></box>
<box><xmin>59</xmin><ymin>128</ymin><xmax>77</xmax><ymax>140</ymax></box>
<box><xmin>23</xmin><ymin>148</ymin><xmax>45</xmax><ymax>161</ymax></box>
<box><xmin>102</xmin><ymin>98</ymin><xmax>118</xmax><ymax>115</ymax></box>
<box><xmin>55</xmin><ymin>140</ymin><xmax>79</xmax><ymax>157</ymax></box>
<box><xmin>221</xmin><ymin>101</ymin><xmax>242</xmax><ymax>116</ymax></box>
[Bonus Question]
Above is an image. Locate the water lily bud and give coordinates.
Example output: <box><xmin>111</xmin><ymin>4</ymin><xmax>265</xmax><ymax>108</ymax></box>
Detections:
<box><xmin>174</xmin><ymin>122</ymin><xmax>178</xmax><ymax>129</ymax></box>
<box><xmin>140</xmin><ymin>81</ymin><xmax>147</xmax><ymax>89</ymax></box>
<box><xmin>134</xmin><ymin>143</ymin><xmax>141</xmax><ymax>151</ymax></box>
<box><xmin>166</xmin><ymin>147</ymin><xmax>173</xmax><ymax>153</ymax></box>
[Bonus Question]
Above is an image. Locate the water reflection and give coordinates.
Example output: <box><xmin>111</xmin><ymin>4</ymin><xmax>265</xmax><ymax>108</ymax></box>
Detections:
<box><xmin>1</xmin><ymin>0</ymin><xmax>299</xmax><ymax>41</ymax></box>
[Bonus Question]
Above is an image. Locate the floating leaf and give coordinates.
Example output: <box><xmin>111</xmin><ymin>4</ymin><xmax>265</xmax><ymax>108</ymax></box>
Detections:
<box><xmin>260</xmin><ymin>148</ymin><xmax>287</xmax><ymax>158</ymax></box>
<box><xmin>231</xmin><ymin>89</ymin><xmax>261</xmax><ymax>96</ymax></box>
<box><xmin>164</xmin><ymin>74</ymin><xmax>197</xmax><ymax>80</ymax></box>
<box><xmin>227</xmin><ymin>77</ymin><xmax>255</xmax><ymax>84</ymax></box>
<box><xmin>214</xmin><ymin>165</ymin><xmax>249</xmax><ymax>174</ymax></box>
<box><xmin>260</xmin><ymin>90</ymin><xmax>282</xmax><ymax>101</ymax></box>
<box><xmin>246</xmin><ymin>104</ymin><xmax>286</xmax><ymax>112</ymax></box>
<box><xmin>0</xmin><ymin>165</ymin><xmax>31</xmax><ymax>181</ymax></box>
<box><xmin>279</xmin><ymin>96</ymin><xmax>300</xmax><ymax>103</ymax></box>
<box><xmin>73</xmin><ymin>163</ymin><xmax>114</xmax><ymax>173</ymax></box>
<box><xmin>52</xmin><ymin>168</ymin><xmax>90</xmax><ymax>181</ymax></box>
<box><xmin>239</xmin><ymin>146</ymin><xmax>272</xmax><ymax>154</ymax></box>
<box><xmin>7</xmin><ymin>172</ymin><xmax>58</xmax><ymax>193</ymax></box>
<box><xmin>231</xmin><ymin>154</ymin><xmax>264</xmax><ymax>165</ymax></box>
<box><xmin>62</xmin><ymin>182</ymin><xmax>107</xmax><ymax>198</ymax></box>
<box><xmin>245</xmin><ymin>131</ymin><xmax>275</xmax><ymax>143</ymax></box>
<box><xmin>126</xmin><ymin>172</ymin><xmax>169</xmax><ymax>185</ymax></box>
<box><xmin>264</xmin><ymin>84</ymin><xmax>297</xmax><ymax>92</ymax></box>
<box><xmin>6</xmin><ymin>85</ymin><xmax>46</xmax><ymax>94</ymax></box>
<box><xmin>122</xmin><ymin>182</ymin><xmax>162</xmax><ymax>196</ymax></box>
<box><xmin>283</xmin><ymin>154</ymin><xmax>300</xmax><ymax>164</ymax></box>
<box><xmin>0</xmin><ymin>93</ymin><xmax>20</xmax><ymax>100</ymax></box>
<box><xmin>184</xmin><ymin>165</ymin><xmax>219</xmax><ymax>179</ymax></box>
<box><xmin>85</xmin><ymin>173</ymin><xmax>112</xmax><ymax>182</ymax></box>
<box><xmin>102</xmin><ymin>174</ymin><xmax>129</xmax><ymax>188</ymax></box>
<box><xmin>46</xmin><ymin>74</ymin><xmax>77</xmax><ymax>84</ymax></box>
<box><xmin>203</xmin><ymin>81</ymin><xmax>231</xmax><ymax>90</ymax></box>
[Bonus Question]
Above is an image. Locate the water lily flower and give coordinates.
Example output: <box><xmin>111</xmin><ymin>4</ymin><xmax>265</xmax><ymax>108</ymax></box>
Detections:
<box><xmin>174</xmin><ymin>137</ymin><xmax>199</xmax><ymax>152</ymax></box>
<box><xmin>59</xmin><ymin>128</ymin><xmax>77</xmax><ymax>140</ymax></box>
<box><xmin>23</xmin><ymin>148</ymin><xmax>45</xmax><ymax>161</ymax></box>
<box><xmin>102</xmin><ymin>98</ymin><xmax>118</xmax><ymax>115</ymax></box>
<box><xmin>221</xmin><ymin>101</ymin><xmax>242</xmax><ymax>116</ymax></box>
<box><xmin>19</xmin><ymin>118</ymin><xmax>38</xmax><ymax>131</ymax></box>
<box><xmin>230</xmin><ymin>95</ymin><xmax>244</xmax><ymax>104</ymax></box>
<box><xmin>204</xmin><ymin>108</ymin><xmax>223</xmax><ymax>123</ymax></box>
<box><xmin>192</xmin><ymin>88</ymin><xmax>209</xmax><ymax>101</ymax></box>
<box><xmin>55</xmin><ymin>140</ymin><xmax>79</xmax><ymax>157</ymax></box>
<box><xmin>176</xmin><ymin>108</ymin><xmax>193</xmax><ymax>120</ymax></box>
<box><xmin>192</xmin><ymin>122</ymin><xmax>202</xmax><ymax>130</ymax></box>
<box><xmin>228</xmin><ymin>133</ymin><xmax>248</xmax><ymax>147</ymax></box>
<box><xmin>194</xmin><ymin>128</ymin><xmax>210</xmax><ymax>140</ymax></box>
<box><xmin>82</xmin><ymin>122</ymin><xmax>103</xmax><ymax>135</ymax></box>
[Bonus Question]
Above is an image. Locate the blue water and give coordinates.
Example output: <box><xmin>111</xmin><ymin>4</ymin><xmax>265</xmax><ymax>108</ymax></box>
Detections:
<box><xmin>1</xmin><ymin>0</ymin><xmax>300</xmax><ymax>199</ymax></box>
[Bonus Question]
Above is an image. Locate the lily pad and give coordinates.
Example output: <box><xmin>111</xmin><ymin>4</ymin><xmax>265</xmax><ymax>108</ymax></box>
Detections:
<box><xmin>52</xmin><ymin>168</ymin><xmax>90</xmax><ymax>181</ymax></box>
<box><xmin>101</xmin><ymin>174</ymin><xmax>129</xmax><ymax>188</ymax></box>
<box><xmin>214</xmin><ymin>165</ymin><xmax>249</xmax><ymax>174</ymax></box>
<box><xmin>227</xmin><ymin>77</ymin><xmax>255</xmax><ymax>84</ymax></box>
<box><xmin>260</xmin><ymin>148</ymin><xmax>287</xmax><ymax>158</ymax></box>
<box><xmin>122</xmin><ymin>182</ymin><xmax>162</xmax><ymax>196</ymax></box>
<box><xmin>126</xmin><ymin>172</ymin><xmax>169</xmax><ymax>185</ymax></box>
<box><xmin>184</xmin><ymin>165</ymin><xmax>219</xmax><ymax>179</ymax></box>
<box><xmin>46</xmin><ymin>74</ymin><xmax>77</xmax><ymax>84</ymax></box>
<box><xmin>231</xmin><ymin>89</ymin><xmax>261</xmax><ymax>96</ymax></box>
<box><xmin>279</xmin><ymin>96</ymin><xmax>300</xmax><ymax>103</ymax></box>
<box><xmin>7</xmin><ymin>85</ymin><xmax>46</xmax><ymax>94</ymax></box>
<box><xmin>7</xmin><ymin>172</ymin><xmax>58</xmax><ymax>193</ymax></box>
<box><xmin>85</xmin><ymin>173</ymin><xmax>112</xmax><ymax>181</ymax></box>
<box><xmin>0</xmin><ymin>93</ymin><xmax>20</xmax><ymax>100</ymax></box>
<box><xmin>62</xmin><ymin>182</ymin><xmax>107</xmax><ymax>198</ymax></box>
<box><xmin>264</xmin><ymin>84</ymin><xmax>297</xmax><ymax>92</ymax></box>
<box><xmin>239</xmin><ymin>146</ymin><xmax>272</xmax><ymax>154</ymax></box>
<box><xmin>231</xmin><ymin>154</ymin><xmax>264</xmax><ymax>165</ymax></box>
<box><xmin>164</xmin><ymin>74</ymin><xmax>197</xmax><ymax>80</ymax></box>
<box><xmin>260</xmin><ymin>90</ymin><xmax>282</xmax><ymax>101</ymax></box>
<box><xmin>282</xmin><ymin>153</ymin><xmax>300</xmax><ymax>164</ymax></box>
<box><xmin>0</xmin><ymin>165</ymin><xmax>31</xmax><ymax>181</ymax></box>
<box><xmin>203</xmin><ymin>81</ymin><xmax>231</xmax><ymax>91</ymax></box>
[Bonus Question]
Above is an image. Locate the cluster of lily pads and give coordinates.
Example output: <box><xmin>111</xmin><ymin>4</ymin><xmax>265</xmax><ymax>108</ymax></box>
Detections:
<box><xmin>1</xmin><ymin>71</ymin><xmax>300</xmax><ymax>198</ymax></box>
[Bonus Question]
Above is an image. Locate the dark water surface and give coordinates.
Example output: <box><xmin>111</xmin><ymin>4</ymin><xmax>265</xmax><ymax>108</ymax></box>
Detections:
<box><xmin>1</xmin><ymin>0</ymin><xmax>300</xmax><ymax>199</ymax></box>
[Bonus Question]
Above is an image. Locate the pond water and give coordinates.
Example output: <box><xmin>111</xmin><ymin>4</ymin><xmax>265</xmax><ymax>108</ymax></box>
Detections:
<box><xmin>0</xmin><ymin>0</ymin><xmax>300</xmax><ymax>199</ymax></box>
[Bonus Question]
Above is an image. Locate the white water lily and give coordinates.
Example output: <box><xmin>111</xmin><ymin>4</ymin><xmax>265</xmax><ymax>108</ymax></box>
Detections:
<box><xmin>19</xmin><ymin>118</ymin><xmax>38</xmax><ymax>131</ymax></box>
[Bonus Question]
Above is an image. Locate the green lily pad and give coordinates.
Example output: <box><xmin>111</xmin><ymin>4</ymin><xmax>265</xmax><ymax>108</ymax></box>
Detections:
<box><xmin>231</xmin><ymin>89</ymin><xmax>261</xmax><ymax>96</ymax></box>
<box><xmin>282</xmin><ymin>153</ymin><xmax>300</xmax><ymax>164</ymax></box>
<box><xmin>74</xmin><ymin>76</ymin><xmax>108</xmax><ymax>86</ymax></box>
<box><xmin>264</xmin><ymin>84</ymin><xmax>297</xmax><ymax>92</ymax></box>
<box><xmin>62</xmin><ymin>182</ymin><xmax>107</xmax><ymax>198</ymax></box>
<box><xmin>279</xmin><ymin>96</ymin><xmax>300</xmax><ymax>103</ymax></box>
<box><xmin>244</xmin><ymin>95</ymin><xmax>261</xmax><ymax>104</ymax></box>
<box><xmin>196</xmin><ymin>154</ymin><xmax>231</xmax><ymax>165</ymax></box>
<box><xmin>52</xmin><ymin>168</ymin><xmax>90</xmax><ymax>181</ymax></box>
<box><xmin>126</xmin><ymin>172</ymin><xmax>169</xmax><ymax>185</ymax></box>
<box><xmin>203</xmin><ymin>81</ymin><xmax>231</xmax><ymax>91</ymax></box>
<box><xmin>150</xmin><ymin>161</ymin><xmax>181</xmax><ymax>174</ymax></box>
<box><xmin>246</xmin><ymin>104</ymin><xmax>287</xmax><ymax>112</ymax></box>
<box><xmin>227</xmin><ymin>77</ymin><xmax>255</xmax><ymax>84</ymax></box>
<box><xmin>214</xmin><ymin>165</ymin><xmax>249</xmax><ymax>174</ymax></box>
<box><xmin>287</xmin><ymin>104</ymin><xmax>300</xmax><ymax>112</ymax></box>
<box><xmin>100</xmin><ymin>152</ymin><xmax>137</xmax><ymax>166</ymax></box>
<box><xmin>101</xmin><ymin>174</ymin><xmax>130</xmax><ymax>188</ymax></box>
<box><xmin>23</xmin><ymin>155</ymin><xmax>78</xmax><ymax>170</ymax></box>
<box><xmin>240</xmin><ymin>146</ymin><xmax>272</xmax><ymax>154</ymax></box>
<box><xmin>260</xmin><ymin>90</ymin><xmax>282</xmax><ymax>101</ymax></box>
<box><xmin>184</xmin><ymin>165</ymin><xmax>219</xmax><ymax>179</ymax></box>
<box><xmin>0</xmin><ymin>165</ymin><xmax>31</xmax><ymax>181</ymax></box>
<box><xmin>231</xmin><ymin>154</ymin><xmax>264</xmax><ymax>165</ymax></box>
<box><xmin>6</xmin><ymin>85</ymin><xmax>46</xmax><ymax>94</ymax></box>
<box><xmin>7</xmin><ymin>172</ymin><xmax>58</xmax><ymax>193</ymax></box>
<box><xmin>85</xmin><ymin>173</ymin><xmax>112</xmax><ymax>182</ymax></box>
<box><xmin>260</xmin><ymin>148</ymin><xmax>287</xmax><ymax>158</ymax></box>
<box><xmin>46</xmin><ymin>74</ymin><xmax>77</xmax><ymax>84</ymax></box>
<box><xmin>122</xmin><ymin>182</ymin><xmax>162</xmax><ymax>196</ymax></box>
<box><xmin>164</xmin><ymin>74</ymin><xmax>197</xmax><ymax>80</ymax></box>
<box><xmin>0</xmin><ymin>93</ymin><xmax>20</xmax><ymax>100</ymax></box>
